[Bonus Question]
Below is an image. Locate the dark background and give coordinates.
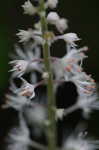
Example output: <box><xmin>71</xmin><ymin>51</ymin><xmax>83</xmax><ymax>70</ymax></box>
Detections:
<box><xmin>0</xmin><ymin>0</ymin><xmax>99</xmax><ymax>148</ymax></box>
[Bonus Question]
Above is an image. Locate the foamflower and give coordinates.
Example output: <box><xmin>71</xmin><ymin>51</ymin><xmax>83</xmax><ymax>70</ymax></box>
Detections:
<box><xmin>9</xmin><ymin>60</ymin><xmax>29</xmax><ymax>77</ymax></box>
<box><xmin>77</xmin><ymin>94</ymin><xmax>98</xmax><ymax>118</ymax></box>
<box><xmin>52</xmin><ymin>47</ymin><xmax>87</xmax><ymax>80</ymax></box>
<box><xmin>47</xmin><ymin>12</ymin><xmax>60</xmax><ymax>24</ymax></box>
<box><xmin>16</xmin><ymin>29</ymin><xmax>33</xmax><ymax>43</ymax></box>
<box><xmin>3</xmin><ymin>94</ymin><xmax>30</xmax><ymax>111</ymax></box>
<box><xmin>47</xmin><ymin>12</ymin><xmax>68</xmax><ymax>33</ymax></box>
<box><xmin>56</xmin><ymin>18</ymin><xmax>68</xmax><ymax>33</ymax></box>
<box><xmin>71</xmin><ymin>72</ymin><xmax>96</xmax><ymax>96</ymax></box>
<box><xmin>47</xmin><ymin>0</ymin><xmax>58</xmax><ymax>9</ymax></box>
<box><xmin>9</xmin><ymin>44</ymin><xmax>43</xmax><ymax>77</ymax></box>
<box><xmin>55</xmin><ymin>33</ymin><xmax>81</xmax><ymax>46</ymax></box>
<box><xmin>22</xmin><ymin>0</ymin><xmax>38</xmax><ymax>15</ymax></box>
<box><xmin>63</xmin><ymin>136</ymin><xmax>99</xmax><ymax>150</ymax></box>
<box><xmin>68</xmin><ymin>72</ymin><xmax>98</xmax><ymax>118</ymax></box>
<box><xmin>18</xmin><ymin>78</ymin><xmax>36</xmax><ymax>99</ymax></box>
<box><xmin>6</xmin><ymin>114</ymin><xmax>31</xmax><ymax>150</ymax></box>
<box><xmin>16</xmin><ymin>28</ymin><xmax>43</xmax><ymax>44</ymax></box>
<box><xmin>24</xmin><ymin>104</ymin><xmax>46</xmax><ymax>126</ymax></box>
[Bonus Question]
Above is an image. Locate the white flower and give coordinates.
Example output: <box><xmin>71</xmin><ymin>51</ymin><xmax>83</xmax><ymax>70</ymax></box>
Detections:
<box><xmin>51</xmin><ymin>58</ymin><xmax>65</xmax><ymax>80</ymax></box>
<box><xmin>22</xmin><ymin>0</ymin><xmax>37</xmax><ymax>15</ymax></box>
<box><xmin>47</xmin><ymin>12</ymin><xmax>60</xmax><ymax>24</ymax></box>
<box><xmin>3</xmin><ymin>94</ymin><xmax>30</xmax><ymax>111</ymax></box>
<box><xmin>52</xmin><ymin>47</ymin><xmax>87</xmax><ymax>80</ymax></box>
<box><xmin>2</xmin><ymin>78</ymin><xmax>32</xmax><ymax>110</ymax></box>
<box><xmin>9</xmin><ymin>44</ymin><xmax>43</xmax><ymax>77</ymax></box>
<box><xmin>55</xmin><ymin>33</ymin><xmax>81</xmax><ymax>46</ymax></box>
<box><xmin>16</xmin><ymin>28</ymin><xmax>43</xmax><ymax>44</ymax></box>
<box><xmin>71</xmin><ymin>72</ymin><xmax>96</xmax><ymax>96</ymax></box>
<box><xmin>9</xmin><ymin>60</ymin><xmax>29</xmax><ymax>77</ymax></box>
<box><xmin>47</xmin><ymin>0</ymin><xmax>58</xmax><ymax>9</ymax></box>
<box><xmin>52</xmin><ymin>57</ymin><xmax>78</xmax><ymax>81</ymax></box>
<box><xmin>56</xmin><ymin>18</ymin><xmax>68</xmax><ymax>33</ymax></box>
<box><xmin>77</xmin><ymin>94</ymin><xmax>98</xmax><ymax>118</ymax></box>
<box><xmin>16</xmin><ymin>29</ymin><xmax>34</xmax><ymax>43</ymax></box>
<box><xmin>6</xmin><ymin>115</ymin><xmax>31</xmax><ymax>150</ymax></box>
<box><xmin>63</xmin><ymin>136</ymin><xmax>99</xmax><ymax>150</ymax></box>
<box><xmin>62</xmin><ymin>47</ymin><xmax>86</xmax><ymax>67</ymax></box>
<box><xmin>23</xmin><ymin>104</ymin><xmax>46</xmax><ymax>137</ymax></box>
<box><xmin>19</xmin><ymin>78</ymin><xmax>36</xmax><ymax>99</ymax></box>
<box><xmin>24</xmin><ymin>104</ymin><xmax>46</xmax><ymax>125</ymax></box>
<box><xmin>33</xmin><ymin>34</ymin><xmax>44</xmax><ymax>45</ymax></box>
<box><xmin>69</xmin><ymin>72</ymin><xmax>98</xmax><ymax>118</ymax></box>
<box><xmin>63</xmin><ymin>33</ymin><xmax>80</xmax><ymax>43</ymax></box>
<box><xmin>47</xmin><ymin>12</ymin><xmax>68</xmax><ymax>33</ymax></box>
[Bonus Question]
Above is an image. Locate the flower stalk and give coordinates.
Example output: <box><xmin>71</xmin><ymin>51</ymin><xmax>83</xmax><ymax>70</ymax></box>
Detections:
<box><xmin>40</xmin><ymin>0</ymin><xmax>57</xmax><ymax>150</ymax></box>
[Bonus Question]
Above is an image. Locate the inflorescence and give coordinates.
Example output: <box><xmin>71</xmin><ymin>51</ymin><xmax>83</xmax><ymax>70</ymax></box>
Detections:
<box><xmin>3</xmin><ymin>0</ymin><xmax>99</xmax><ymax>150</ymax></box>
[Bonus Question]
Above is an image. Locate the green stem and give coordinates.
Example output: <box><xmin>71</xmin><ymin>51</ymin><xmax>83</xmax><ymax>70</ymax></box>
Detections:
<box><xmin>39</xmin><ymin>1</ymin><xmax>57</xmax><ymax>150</ymax></box>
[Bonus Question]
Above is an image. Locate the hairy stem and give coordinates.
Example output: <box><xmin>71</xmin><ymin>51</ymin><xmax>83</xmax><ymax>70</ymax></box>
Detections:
<box><xmin>39</xmin><ymin>0</ymin><xmax>57</xmax><ymax>150</ymax></box>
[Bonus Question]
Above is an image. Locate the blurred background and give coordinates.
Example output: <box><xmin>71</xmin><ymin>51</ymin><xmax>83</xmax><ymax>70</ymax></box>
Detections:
<box><xmin>0</xmin><ymin>0</ymin><xmax>99</xmax><ymax>148</ymax></box>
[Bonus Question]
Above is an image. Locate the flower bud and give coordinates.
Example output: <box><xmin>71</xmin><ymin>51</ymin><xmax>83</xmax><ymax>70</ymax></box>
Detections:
<box><xmin>22</xmin><ymin>0</ymin><xmax>37</xmax><ymax>15</ymax></box>
<box><xmin>47</xmin><ymin>0</ymin><xmax>58</xmax><ymax>9</ymax></box>
<box><xmin>56</xmin><ymin>18</ymin><xmax>68</xmax><ymax>33</ymax></box>
<box><xmin>47</xmin><ymin>12</ymin><xmax>59</xmax><ymax>25</ymax></box>
<box><xmin>47</xmin><ymin>12</ymin><xmax>68</xmax><ymax>33</ymax></box>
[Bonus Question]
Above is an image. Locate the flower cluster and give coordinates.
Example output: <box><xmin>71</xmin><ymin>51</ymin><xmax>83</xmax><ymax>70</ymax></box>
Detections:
<box><xmin>63</xmin><ymin>134</ymin><xmax>99</xmax><ymax>150</ymax></box>
<box><xmin>3</xmin><ymin>0</ymin><xmax>99</xmax><ymax>150</ymax></box>
<box><xmin>47</xmin><ymin>12</ymin><xmax>68</xmax><ymax>33</ymax></box>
